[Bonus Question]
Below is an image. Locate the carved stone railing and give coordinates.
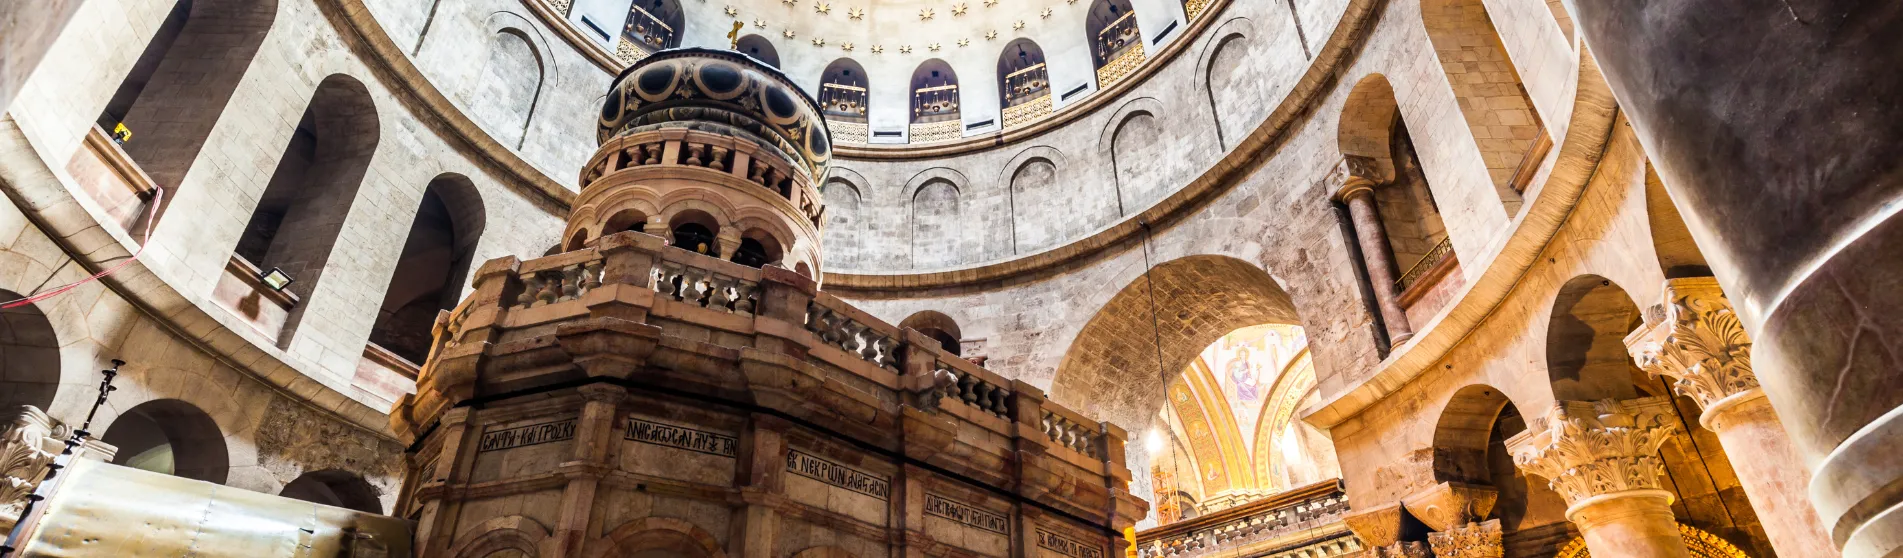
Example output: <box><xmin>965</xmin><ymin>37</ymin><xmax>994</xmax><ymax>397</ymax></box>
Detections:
<box><xmin>1137</xmin><ymin>480</ymin><xmax>1354</xmax><ymax>558</ymax></box>
<box><xmin>909</xmin><ymin>119</ymin><xmax>963</xmax><ymax>143</ymax></box>
<box><xmin>512</xmin><ymin>250</ymin><xmax>605</xmax><ymax>308</ymax></box>
<box><xmin>1040</xmin><ymin>405</ymin><xmax>1105</xmax><ymax>459</ymax></box>
<box><xmin>582</xmin><ymin>129</ymin><xmax>818</xmax><ymax>227</ymax></box>
<box><xmin>929</xmin><ymin>359</ymin><xmax>1014</xmax><ymax>419</ymax></box>
<box><xmin>1003</xmin><ymin>94</ymin><xmax>1054</xmax><ymax>129</ymax></box>
<box><xmin>1096</xmin><ymin>43</ymin><xmax>1148</xmax><ymax>90</ymax></box>
<box><xmin>804</xmin><ymin>295</ymin><xmax>902</xmax><ymax>371</ymax></box>
<box><xmin>827</xmin><ymin>119</ymin><xmax>868</xmax><ymax>145</ymax></box>
<box><xmin>652</xmin><ymin>251</ymin><xmax>760</xmax><ymax>316</ymax></box>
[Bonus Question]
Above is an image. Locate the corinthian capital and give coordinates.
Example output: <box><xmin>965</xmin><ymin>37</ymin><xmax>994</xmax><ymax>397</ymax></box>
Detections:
<box><xmin>1</xmin><ymin>406</ymin><xmax>64</xmax><ymax>530</ymax></box>
<box><xmin>1427</xmin><ymin>519</ymin><xmax>1503</xmax><ymax>558</ymax></box>
<box><xmin>1505</xmin><ymin>398</ymin><xmax>1680</xmax><ymax>506</ymax></box>
<box><xmin>1623</xmin><ymin>277</ymin><xmax>1758</xmax><ymax>410</ymax></box>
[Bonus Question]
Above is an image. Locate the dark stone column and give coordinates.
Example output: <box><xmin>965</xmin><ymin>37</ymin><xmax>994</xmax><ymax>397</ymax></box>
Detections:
<box><xmin>1339</xmin><ymin>179</ymin><xmax>1413</xmax><ymax>344</ymax></box>
<box><xmin>1566</xmin><ymin>1</ymin><xmax>1903</xmax><ymax>553</ymax></box>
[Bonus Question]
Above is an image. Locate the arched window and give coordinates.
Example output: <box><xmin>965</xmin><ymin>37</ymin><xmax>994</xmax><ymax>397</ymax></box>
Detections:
<box><xmin>231</xmin><ymin>74</ymin><xmax>380</xmax><ymax>344</ymax></box>
<box><xmin>732</xmin><ymin>229</ymin><xmax>783</xmax><ymax>268</ymax></box>
<box><xmin>1086</xmin><ymin>0</ymin><xmax>1144</xmax><ymax>89</ymax></box>
<box><xmin>908</xmin><ymin>59</ymin><xmax>961</xmax><ymax>143</ymax></box>
<box><xmin>0</xmin><ymin>292</ymin><xmax>59</xmax><ymax>411</ymax></box>
<box><xmin>735</xmin><ymin>34</ymin><xmax>780</xmax><ymax>68</ymax></box>
<box><xmin>910</xmin><ymin>179</ymin><xmax>962</xmax><ymax>268</ymax></box>
<box><xmin>621</xmin><ymin>0</ymin><xmax>684</xmax><ymax>59</ymax></box>
<box><xmin>102</xmin><ymin>399</ymin><xmax>227</xmax><ymax>484</ymax></box>
<box><xmin>281</xmin><ymin>469</ymin><xmax>383</xmax><ymax>513</ymax></box>
<box><xmin>369</xmin><ymin>174</ymin><xmax>486</xmax><ymax>365</ymax></box>
<box><xmin>997</xmin><ymin>39</ymin><xmax>1051</xmax><ymax>129</ymax></box>
<box><xmin>1337</xmin><ymin>75</ymin><xmax>1455</xmax><ymax>337</ymax></box>
<box><xmin>95</xmin><ymin>0</ymin><xmax>276</xmax><ymax>224</ymax></box>
<box><xmin>819</xmin><ymin>59</ymin><xmax>869</xmax><ymax>145</ymax></box>
<box><xmin>469</xmin><ymin>29</ymin><xmax>544</xmax><ymax>148</ymax></box>
<box><xmin>670</xmin><ymin>210</ymin><xmax>721</xmax><ymax>257</ymax></box>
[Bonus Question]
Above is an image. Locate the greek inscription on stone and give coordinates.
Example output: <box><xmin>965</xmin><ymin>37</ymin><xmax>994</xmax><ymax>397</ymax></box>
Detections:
<box><xmin>924</xmin><ymin>493</ymin><xmax>1009</xmax><ymax>535</ymax></box>
<box><xmin>786</xmin><ymin>449</ymin><xmax>890</xmax><ymax>501</ymax></box>
<box><xmin>624</xmin><ymin>417</ymin><xmax>738</xmax><ymax>457</ymax></box>
<box><xmin>478</xmin><ymin>419</ymin><xmax>576</xmax><ymax>452</ymax></box>
<box><xmin>1036</xmin><ymin>529</ymin><xmax>1103</xmax><ymax>558</ymax></box>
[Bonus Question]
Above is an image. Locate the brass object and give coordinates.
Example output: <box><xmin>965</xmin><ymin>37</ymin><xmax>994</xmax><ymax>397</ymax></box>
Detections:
<box><xmin>9</xmin><ymin>459</ymin><xmax>411</xmax><ymax>557</ymax></box>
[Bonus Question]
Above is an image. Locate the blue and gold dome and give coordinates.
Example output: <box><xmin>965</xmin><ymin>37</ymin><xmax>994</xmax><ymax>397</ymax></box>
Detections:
<box><xmin>599</xmin><ymin>48</ymin><xmax>831</xmax><ymax>180</ymax></box>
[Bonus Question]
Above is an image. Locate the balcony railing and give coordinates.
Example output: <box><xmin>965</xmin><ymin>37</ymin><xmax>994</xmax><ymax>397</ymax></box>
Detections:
<box><xmin>1096</xmin><ymin>42</ymin><xmax>1148</xmax><ymax>90</ymax></box>
<box><xmin>1003</xmin><ymin>94</ymin><xmax>1053</xmax><ymax>129</ymax></box>
<box><xmin>1136</xmin><ymin>480</ymin><xmax>1355</xmax><ymax>558</ymax></box>
<box><xmin>1395</xmin><ymin>236</ymin><xmax>1455</xmax><ymax>293</ymax></box>
<box><xmin>909</xmin><ymin>120</ymin><xmax>962</xmax><ymax>143</ymax></box>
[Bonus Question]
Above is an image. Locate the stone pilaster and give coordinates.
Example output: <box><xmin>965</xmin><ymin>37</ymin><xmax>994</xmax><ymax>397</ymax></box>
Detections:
<box><xmin>1425</xmin><ymin>519</ymin><xmax>1501</xmax><ymax>558</ymax></box>
<box><xmin>1624</xmin><ymin>277</ymin><xmax>1839</xmax><ymax>556</ymax></box>
<box><xmin>1507</xmin><ymin>398</ymin><xmax>1688</xmax><ymax>558</ymax></box>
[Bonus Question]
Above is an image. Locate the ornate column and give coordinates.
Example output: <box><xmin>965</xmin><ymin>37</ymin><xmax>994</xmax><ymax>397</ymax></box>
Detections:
<box><xmin>0</xmin><ymin>406</ymin><xmax>114</xmax><ymax>533</ymax></box>
<box><xmin>1507</xmin><ymin>398</ymin><xmax>1688</xmax><ymax>558</ymax></box>
<box><xmin>1426</xmin><ymin>519</ymin><xmax>1502</xmax><ymax>558</ymax></box>
<box><xmin>1335</xmin><ymin>156</ymin><xmax>1412</xmax><ymax>344</ymax></box>
<box><xmin>1625</xmin><ymin>277</ymin><xmax>1839</xmax><ymax>556</ymax></box>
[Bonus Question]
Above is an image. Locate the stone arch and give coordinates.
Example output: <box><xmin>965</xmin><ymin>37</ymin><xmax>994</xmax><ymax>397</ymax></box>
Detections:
<box><xmin>909</xmin><ymin>59</ymin><xmax>961</xmax><ymax>142</ymax></box>
<box><xmin>1099</xmin><ymin>97</ymin><xmax>1186</xmax><ymax>214</ymax></box>
<box><xmin>101</xmin><ymin>398</ymin><xmax>228</xmax><ymax>484</ymax></box>
<box><xmin>820</xmin><ymin>175</ymin><xmax>865</xmax><ymax>267</ymax></box>
<box><xmin>0</xmin><ymin>291</ymin><xmax>60</xmax><ymax>411</ymax></box>
<box><xmin>1545</xmin><ymin>275</ymin><xmax>1645</xmax><ymax>401</ymax></box>
<box><xmin>999</xmin><ymin>146</ymin><xmax>1069</xmax><ymax>254</ymax></box>
<box><xmin>1249</xmin><ymin>350</ymin><xmax>1338</xmax><ymax>491</ymax></box>
<box><xmin>101</xmin><ymin>0</ymin><xmax>279</xmax><ymax>222</ymax></box>
<box><xmin>1428</xmin><ymin>385</ymin><xmax>1568</xmax><ymax>539</ymax></box>
<box><xmin>1337</xmin><ymin>74</ymin><xmax>1452</xmax><ymax>303</ymax></box>
<box><xmin>280</xmin><ymin>468</ymin><xmax>384</xmax><ymax>513</ymax></box>
<box><xmin>1085</xmin><ymin>0</ymin><xmax>1143</xmax><ymax>74</ymax></box>
<box><xmin>997</xmin><ymin>38</ymin><xmax>1050</xmax><ymax>112</ymax></box>
<box><xmin>819</xmin><ymin>58</ymin><xmax>871</xmax><ymax>127</ymax></box>
<box><xmin>910</xmin><ymin>179</ymin><xmax>962</xmax><ymax>269</ymax></box>
<box><xmin>1420</xmin><ymin>0</ymin><xmax>1547</xmax><ymax>198</ymax></box>
<box><xmin>231</xmin><ymin>73</ymin><xmax>380</xmax><ymax>346</ymax></box>
<box><xmin>1430</xmin><ymin>384</ymin><xmax>1514</xmax><ymax>484</ymax></box>
<box><xmin>1642</xmin><ymin>163</ymin><xmax>1710</xmax><ymax>279</ymax></box>
<box><xmin>900</xmin><ymin>310</ymin><xmax>964</xmax><ymax>355</ymax></box>
<box><xmin>371</xmin><ymin>173</ymin><xmax>486</xmax><ymax>364</ymax></box>
<box><xmin>1338</xmin><ymin>74</ymin><xmax>1402</xmax><ymax>183</ymax></box>
<box><xmin>1193</xmin><ymin>18</ymin><xmax>1260</xmax><ymax>148</ymax></box>
<box><xmin>1052</xmin><ymin>255</ymin><xmax>1305</xmax><ymax>492</ymax></box>
<box><xmin>667</xmin><ymin>207</ymin><xmax>725</xmax><ymax>257</ymax></box>
<box><xmin>469</xmin><ymin>26</ymin><xmax>547</xmax><ymax>148</ymax></box>
<box><xmin>584</xmin><ymin>517</ymin><xmax>726</xmax><ymax>558</ymax></box>
<box><xmin>448</xmin><ymin>516</ymin><xmax>551</xmax><ymax>558</ymax></box>
<box><xmin>736</xmin><ymin>34</ymin><xmax>780</xmax><ymax>68</ymax></box>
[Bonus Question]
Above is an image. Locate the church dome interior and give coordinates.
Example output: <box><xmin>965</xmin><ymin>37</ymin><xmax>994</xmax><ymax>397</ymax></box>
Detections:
<box><xmin>1</xmin><ymin>0</ymin><xmax>1898</xmax><ymax>557</ymax></box>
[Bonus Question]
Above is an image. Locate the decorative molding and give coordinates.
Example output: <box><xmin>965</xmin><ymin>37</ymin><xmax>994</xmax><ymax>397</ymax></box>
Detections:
<box><xmin>1399</xmin><ymin>482</ymin><xmax>1496</xmax><ymax>532</ymax></box>
<box><xmin>1624</xmin><ymin>277</ymin><xmax>1757</xmax><ymax>414</ymax></box>
<box><xmin>1426</xmin><ymin>519</ymin><xmax>1502</xmax><ymax>558</ymax></box>
<box><xmin>1505</xmin><ymin>398</ymin><xmax>1680</xmax><ymax>506</ymax></box>
<box><xmin>1095</xmin><ymin>44</ymin><xmax>1149</xmax><ymax>91</ymax></box>
<box><xmin>1554</xmin><ymin>523</ymin><xmax>1750</xmax><ymax>558</ymax></box>
<box><xmin>1002</xmin><ymin>94</ymin><xmax>1053</xmax><ymax>129</ymax></box>
<box><xmin>1364</xmin><ymin>541</ymin><xmax>1430</xmax><ymax>558</ymax></box>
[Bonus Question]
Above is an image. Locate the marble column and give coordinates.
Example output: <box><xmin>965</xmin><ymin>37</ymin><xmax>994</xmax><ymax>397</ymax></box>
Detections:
<box><xmin>1565</xmin><ymin>1</ymin><xmax>1903</xmax><ymax>554</ymax></box>
<box><xmin>1625</xmin><ymin>277</ymin><xmax>1839</xmax><ymax>557</ymax></box>
<box><xmin>1335</xmin><ymin>156</ymin><xmax>1412</xmax><ymax>344</ymax></box>
<box><xmin>1507</xmin><ymin>398</ymin><xmax>1688</xmax><ymax>558</ymax></box>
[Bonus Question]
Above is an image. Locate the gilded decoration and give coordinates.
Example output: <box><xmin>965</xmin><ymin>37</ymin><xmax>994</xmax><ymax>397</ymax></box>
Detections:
<box><xmin>1555</xmin><ymin>523</ymin><xmax>1751</xmax><ymax>558</ymax></box>
<box><xmin>1003</xmin><ymin>94</ymin><xmax>1053</xmax><ymax>128</ymax></box>
<box><xmin>599</xmin><ymin>48</ymin><xmax>832</xmax><ymax>179</ymax></box>
<box><xmin>1426</xmin><ymin>519</ymin><xmax>1503</xmax><ymax>558</ymax></box>
<box><xmin>909</xmin><ymin>120</ymin><xmax>962</xmax><ymax>143</ymax></box>
<box><xmin>615</xmin><ymin>39</ymin><xmax>650</xmax><ymax>65</ymax></box>
<box><xmin>1184</xmin><ymin>0</ymin><xmax>1210</xmax><ymax>20</ymax></box>
<box><xmin>1504</xmin><ymin>398</ymin><xmax>1680</xmax><ymax>505</ymax></box>
<box><xmin>1624</xmin><ymin>277</ymin><xmax>1758</xmax><ymax>410</ymax></box>
<box><xmin>1097</xmin><ymin>43</ymin><xmax>1147</xmax><ymax>89</ymax></box>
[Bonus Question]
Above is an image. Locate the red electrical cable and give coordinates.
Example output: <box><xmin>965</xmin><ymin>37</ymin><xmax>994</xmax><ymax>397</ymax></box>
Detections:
<box><xmin>0</xmin><ymin>185</ymin><xmax>165</xmax><ymax>310</ymax></box>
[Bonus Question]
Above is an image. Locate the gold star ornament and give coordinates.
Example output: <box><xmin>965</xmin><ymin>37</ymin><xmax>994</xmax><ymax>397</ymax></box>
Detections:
<box><xmin>1040</xmin><ymin>7</ymin><xmax>1053</xmax><ymax>18</ymax></box>
<box><xmin>919</xmin><ymin>8</ymin><xmax>935</xmax><ymax>20</ymax></box>
<box><xmin>899</xmin><ymin>44</ymin><xmax>913</xmax><ymax>53</ymax></box>
<box><xmin>783</xmin><ymin>29</ymin><xmax>797</xmax><ymax>38</ymax></box>
<box><xmin>957</xmin><ymin>38</ymin><xmax>969</xmax><ymax>47</ymax></box>
<box><xmin>848</xmin><ymin>6</ymin><xmax>864</xmax><ymax>20</ymax></box>
<box><xmin>812</xmin><ymin>37</ymin><xmax>826</xmax><ymax>46</ymax></box>
<box><xmin>1012</xmin><ymin>20</ymin><xmax>1026</xmax><ymax>30</ymax></box>
<box><xmin>985</xmin><ymin>30</ymin><xmax>998</xmax><ymax>40</ymax></box>
<box><xmin>724</xmin><ymin>5</ymin><xmax>738</xmax><ymax>16</ymax></box>
<box><xmin>951</xmin><ymin>2</ymin><xmax>968</xmax><ymax>15</ymax></box>
<box><xmin>814</xmin><ymin>2</ymin><xmax>831</xmax><ymax>14</ymax></box>
<box><xmin>871</xmin><ymin>44</ymin><xmax>885</xmax><ymax>53</ymax></box>
<box><xmin>841</xmin><ymin>42</ymin><xmax>855</xmax><ymax>51</ymax></box>
<box><xmin>928</xmin><ymin>42</ymin><xmax>942</xmax><ymax>51</ymax></box>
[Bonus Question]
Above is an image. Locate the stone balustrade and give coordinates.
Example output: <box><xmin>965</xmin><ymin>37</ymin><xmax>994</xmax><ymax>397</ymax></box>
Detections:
<box><xmin>396</xmin><ymin>231</ymin><xmax>1140</xmax><ymax>530</ymax></box>
<box><xmin>580</xmin><ymin>129</ymin><xmax>821</xmax><ymax>227</ymax></box>
<box><xmin>1136</xmin><ymin>480</ymin><xmax>1355</xmax><ymax>558</ymax></box>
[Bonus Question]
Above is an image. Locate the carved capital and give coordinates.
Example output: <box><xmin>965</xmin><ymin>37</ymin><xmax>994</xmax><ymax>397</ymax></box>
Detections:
<box><xmin>1335</xmin><ymin>155</ymin><xmax>1382</xmax><ymax>200</ymax></box>
<box><xmin>1</xmin><ymin>406</ymin><xmax>63</xmax><ymax>530</ymax></box>
<box><xmin>1624</xmin><ymin>277</ymin><xmax>1758</xmax><ymax>412</ymax></box>
<box><xmin>1364</xmin><ymin>541</ymin><xmax>1431</xmax><ymax>558</ymax></box>
<box><xmin>1401</xmin><ymin>482</ymin><xmax>1497</xmax><ymax>532</ymax></box>
<box><xmin>1505</xmin><ymin>398</ymin><xmax>1680</xmax><ymax>506</ymax></box>
<box><xmin>1427</xmin><ymin>519</ymin><xmax>1503</xmax><ymax>558</ymax></box>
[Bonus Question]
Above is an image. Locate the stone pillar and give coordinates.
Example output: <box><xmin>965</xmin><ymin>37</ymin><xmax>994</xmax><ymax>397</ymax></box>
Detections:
<box><xmin>1625</xmin><ymin>277</ymin><xmax>1839</xmax><ymax>557</ymax></box>
<box><xmin>1335</xmin><ymin>157</ymin><xmax>1412</xmax><ymax>344</ymax></box>
<box><xmin>1564</xmin><ymin>1</ymin><xmax>1903</xmax><ymax>553</ymax></box>
<box><xmin>1507</xmin><ymin>398</ymin><xmax>1688</xmax><ymax>558</ymax></box>
<box><xmin>551</xmin><ymin>384</ymin><xmax>625</xmax><ymax>555</ymax></box>
<box><xmin>1426</xmin><ymin>519</ymin><xmax>1502</xmax><ymax>558</ymax></box>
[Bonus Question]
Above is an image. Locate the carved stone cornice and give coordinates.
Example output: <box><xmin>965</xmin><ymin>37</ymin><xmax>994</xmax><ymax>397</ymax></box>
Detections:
<box><xmin>1624</xmin><ymin>277</ymin><xmax>1759</xmax><ymax>421</ymax></box>
<box><xmin>1505</xmin><ymin>398</ymin><xmax>1681</xmax><ymax>507</ymax></box>
<box><xmin>1426</xmin><ymin>519</ymin><xmax>1503</xmax><ymax>558</ymax></box>
<box><xmin>1400</xmin><ymin>482</ymin><xmax>1496</xmax><ymax>532</ymax></box>
<box><xmin>1364</xmin><ymin>541</ymin><xmax>1431</xmax><ymax>558</ymax></box>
